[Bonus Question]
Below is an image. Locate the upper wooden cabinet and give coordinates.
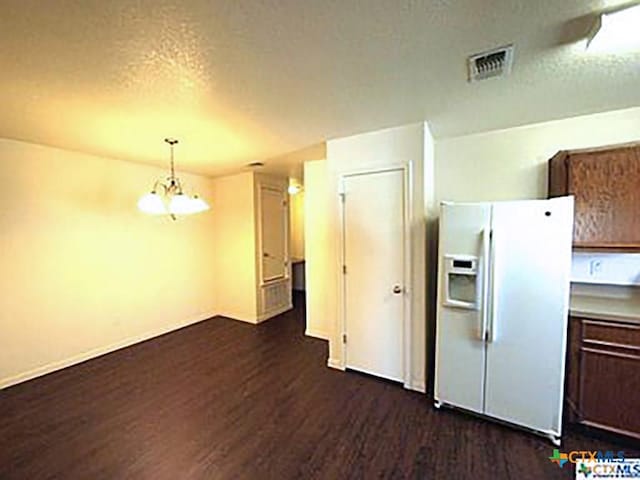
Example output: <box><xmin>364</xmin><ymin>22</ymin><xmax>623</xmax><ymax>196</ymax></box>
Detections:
<box><xmin>548</xmin><ymin>143</ymin><xmax>640</xmax><ymax>249</ymax></box>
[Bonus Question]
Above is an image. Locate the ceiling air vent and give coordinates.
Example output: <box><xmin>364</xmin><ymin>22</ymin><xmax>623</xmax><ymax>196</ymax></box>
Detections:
<box><xmin>468</xmin><ymin>45</ymin><xmax>514</xmax><ymax>82</ymax></box>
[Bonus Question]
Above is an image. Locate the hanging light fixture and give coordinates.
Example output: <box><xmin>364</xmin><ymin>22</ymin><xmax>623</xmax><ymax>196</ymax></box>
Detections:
<box><xmin>138</xmin><ymin>138</ymin><xmax>209</xmax><ymax>219</ymax></box>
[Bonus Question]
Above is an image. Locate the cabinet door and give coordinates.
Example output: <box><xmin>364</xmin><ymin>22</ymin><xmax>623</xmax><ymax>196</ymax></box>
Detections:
<box><xmin>580</xmin><ymin>348</ymin><xmax>640</xmax><ymax>438</ymax></box>
<box><xmin>578</xmin><ymin>320</ymin><xmax>640</xmax><ymax>439</ymax></box>
<box><xmin>569</xmin><ymin>147</ymin><xmax>640</xmax><ymax>248</ymax></box>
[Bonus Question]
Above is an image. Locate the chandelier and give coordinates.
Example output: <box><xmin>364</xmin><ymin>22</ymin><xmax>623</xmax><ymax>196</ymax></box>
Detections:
<box><xmin>138</xmin><ymin>138</ymin><xmax>209</xmax><ymax>218</ymax></box>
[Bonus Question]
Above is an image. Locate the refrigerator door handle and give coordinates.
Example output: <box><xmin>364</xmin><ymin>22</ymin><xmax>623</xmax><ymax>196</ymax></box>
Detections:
<box><xmin>480</xmin><ymin>228</ymin><xmax>491</xmax><ymax>342</ymax></box>
<box><xmin>488</xmin><ymin>228</ymin><xmax>498</xmax><ymax>343</ymax></box>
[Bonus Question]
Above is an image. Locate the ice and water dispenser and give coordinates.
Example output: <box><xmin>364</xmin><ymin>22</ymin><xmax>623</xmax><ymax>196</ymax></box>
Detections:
<box><xmin>442</xmin><ymin>255</ymin><xmax>480</xmax><ymax>309</ymax></box>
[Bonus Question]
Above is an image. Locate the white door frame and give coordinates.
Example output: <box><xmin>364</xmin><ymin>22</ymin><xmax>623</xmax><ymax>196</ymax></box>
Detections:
<box><xmin>338</xmin><ymin>164</ymin><xmax>413</xmax><ymax>389</ymax></box>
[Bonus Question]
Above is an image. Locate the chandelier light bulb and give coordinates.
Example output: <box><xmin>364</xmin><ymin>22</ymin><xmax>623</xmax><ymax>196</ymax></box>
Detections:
<box><xmin>137</xmin><ymin>192</ymin><xmax>167</xmax><ymax>215</ymax></box>
<box><xmin>168</xmin><ymin>193</ymin><xmax>196</xmax><ymax>215</ymax></box>
<box><xmin>190</xmin><ymin>195</ymin><xmax>210</xmax><ymax>213</ymax></box>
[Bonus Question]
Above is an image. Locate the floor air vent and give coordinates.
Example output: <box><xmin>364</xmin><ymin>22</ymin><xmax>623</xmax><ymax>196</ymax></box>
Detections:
<box><xmin>468</xmin><ymin>45</ymin><xmax>514</xmax><ymax>82</ymax></box>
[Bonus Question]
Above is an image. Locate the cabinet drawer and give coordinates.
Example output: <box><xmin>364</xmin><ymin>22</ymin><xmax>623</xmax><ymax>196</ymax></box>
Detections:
<box><xmin>582</xmin><ymin>320</ymin><xmax>640</xmax><ymax>350</ymax></box>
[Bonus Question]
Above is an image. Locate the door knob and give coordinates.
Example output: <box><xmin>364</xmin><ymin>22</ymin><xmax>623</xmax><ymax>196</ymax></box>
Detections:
<box><xmin>393</xmin><ymin>285</ymin><xmax>403</xmax><ymax>294</ymax></box>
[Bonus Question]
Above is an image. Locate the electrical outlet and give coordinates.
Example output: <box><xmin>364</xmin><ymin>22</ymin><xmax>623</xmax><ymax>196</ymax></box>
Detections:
<box><xmin>589</xmin><ymin>259</ymin><xmax>603</xmax><ymax>276</ymax></box>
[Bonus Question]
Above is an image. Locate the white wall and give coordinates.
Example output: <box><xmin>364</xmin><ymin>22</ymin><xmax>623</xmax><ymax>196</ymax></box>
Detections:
<box><xmin>0</xmin><ymin>139</ymin><xmax>218</xmax><ymax>388</ymax></box>
<box><xmin>212</xmin><ymin>172</ymin><xmax>258</xmax><ymax>322</ymax></box>
<box><xmin>323</xmin><ymin>123</ymin><xmax>434</xmax><ymax>392</ymax></box>
<box><xmin>435</xmin><ymin>106</ymin><xmax>640</xmax><ymax>203</ymax></box>
<box><xmin>289</xmin><ymin>189</ymin><xmax>305</xmax><ymax>261</ymax></box>
<box><xmin>304</xmin><ymin>160</ymin><xmax>331</xmax><ymax>339</ymax></box>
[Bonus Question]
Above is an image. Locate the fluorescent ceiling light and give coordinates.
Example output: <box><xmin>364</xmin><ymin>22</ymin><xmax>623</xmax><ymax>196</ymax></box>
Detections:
<box><xmin>588</xmin><ymin>4</ymin><xmax>640</xmax><ymax>52</ymax></box>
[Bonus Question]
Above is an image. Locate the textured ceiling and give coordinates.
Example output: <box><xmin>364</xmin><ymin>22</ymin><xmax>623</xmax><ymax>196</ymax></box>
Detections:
<box><xmin>1</xmin><ymin>0</ymin><xmax>639</xmax><ymax>176</ymax></box>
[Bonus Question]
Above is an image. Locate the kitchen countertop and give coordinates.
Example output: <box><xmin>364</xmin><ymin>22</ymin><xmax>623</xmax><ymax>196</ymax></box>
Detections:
<box><xmin>570</xmin><ymin>294</ymin><xmax>640</xmax><ymax>325</ymax></box>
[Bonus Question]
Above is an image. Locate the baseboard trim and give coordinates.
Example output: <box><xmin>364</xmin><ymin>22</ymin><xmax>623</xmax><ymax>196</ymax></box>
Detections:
<box><xmin>0</xmin><ymin>310</ymin><xmax>218</xmax><ymax>390</ymax></box>
<box><xmin>218</xmin><ymin>313</ymin><xmax>258</xmax><ymax>324</ymax></box>
<box><xmin>305</xmin><ymin>329</ymin><xmax>329</xmax><ymax>341</ymax></box>
<box><xmin>257</xmin><ymin>303</ymin><xmax>293</xmax><ymax>323</ymax></box>
<box><xmin>327</xmin><ymin>357</ymin><xmax>344</xmax><ymax>370</ymax></box>
<box><xmin>216</xmin><ymin>303</ymin><xmax>293</xmax><ymax>325</ymax></box>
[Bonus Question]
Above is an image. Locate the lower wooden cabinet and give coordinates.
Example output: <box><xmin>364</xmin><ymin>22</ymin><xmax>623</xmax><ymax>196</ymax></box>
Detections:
<box><xmin>565</xmin><ymin>317</ymin><xmax>640</xmax><ymax>439</ymax></box>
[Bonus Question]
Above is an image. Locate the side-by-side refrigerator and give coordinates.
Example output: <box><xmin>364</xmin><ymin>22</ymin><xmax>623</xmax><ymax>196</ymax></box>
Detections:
<box><xmin>433</xmin><ymin>197</ymin><xmax>574</xmax><ymax>445</ymax></box>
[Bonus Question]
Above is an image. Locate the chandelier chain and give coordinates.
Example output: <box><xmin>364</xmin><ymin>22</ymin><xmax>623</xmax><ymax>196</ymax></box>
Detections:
<box><xmin>165</xmin><ymin>138</ymin><xmax>178</xmax><ymax>182</ymax></box>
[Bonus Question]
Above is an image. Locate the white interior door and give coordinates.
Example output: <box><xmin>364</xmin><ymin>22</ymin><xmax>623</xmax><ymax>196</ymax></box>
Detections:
<box><xmin>434</xmin><ymin>202</ymin><xmax>491</xmax><ymax>413</ymax></box>
<box><xmin>483</xmin><ymin>197</ymin><xmax>574</xmax><ymax>435</ymax></box>
<box><xmin>343</xmin><ymin>169</ymin><xmax>405</xmax><ymax>382</ymax></box>
<box><xmin>260</xmin><ymin>185</ymin><xmax>287</xmax><ymax>283</ymax></box>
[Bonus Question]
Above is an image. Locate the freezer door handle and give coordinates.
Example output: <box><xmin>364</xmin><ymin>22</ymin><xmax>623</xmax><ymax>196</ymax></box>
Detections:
<box><xmin>488</xmin><ymin>228</ymin><xmax>498</xmax><ymax>343</ymax></box>
<box><xmin>480</xmin><ymin>228</ymin><xmax>491</xmax><ymax>342</ymax></box>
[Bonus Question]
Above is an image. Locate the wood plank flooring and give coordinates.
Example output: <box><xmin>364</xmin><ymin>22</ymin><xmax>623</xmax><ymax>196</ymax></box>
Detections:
<box><xmin>0</xmin><ymin>296</ymin><xmax>637</xmax><ymax>479</ymax></box>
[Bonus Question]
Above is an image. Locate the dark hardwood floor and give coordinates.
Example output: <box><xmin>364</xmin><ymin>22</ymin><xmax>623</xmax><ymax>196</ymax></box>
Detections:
<box><xmin>1</xmin><ymin>296</ymin><xmax>637</xmax><ymax>479</ymax></box>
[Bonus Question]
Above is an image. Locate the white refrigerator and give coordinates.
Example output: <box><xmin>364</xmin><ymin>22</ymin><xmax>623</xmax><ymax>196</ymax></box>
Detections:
<box><xmin>433</xmin><ymin>197</ymin><xmax>574</xmax><ymax>445</ymax></box>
